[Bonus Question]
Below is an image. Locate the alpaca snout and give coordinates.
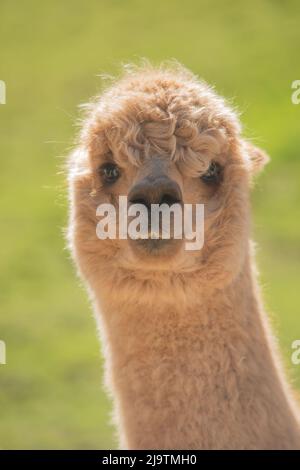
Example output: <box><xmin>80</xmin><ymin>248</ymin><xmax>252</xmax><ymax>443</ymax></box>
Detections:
<box><xmin>128</xmin><ymin>175</ymin><xmax>183</xmax><ymax>211</ymax></box>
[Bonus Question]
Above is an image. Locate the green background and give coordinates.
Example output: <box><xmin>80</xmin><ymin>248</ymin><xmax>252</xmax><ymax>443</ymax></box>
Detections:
<box><xmin>0</xmin><ymin>0</ymin><xmax>299</xmax><ymax>449</ymax></box>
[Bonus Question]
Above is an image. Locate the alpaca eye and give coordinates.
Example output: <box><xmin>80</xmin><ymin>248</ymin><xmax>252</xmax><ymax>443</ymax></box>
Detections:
<box><xmin>100</xmin><ymin>163</ymin><xmax>121</xmax><ymax>184</ymax></box>
<box><xmin>201</xmin><ymin>161</ymin><xmax>222</xmax><ymax>184</ymax></box>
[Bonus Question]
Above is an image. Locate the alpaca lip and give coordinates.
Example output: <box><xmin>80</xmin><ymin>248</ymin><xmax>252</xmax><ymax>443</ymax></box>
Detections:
<box><xmin>132</xmin><ymin>230</ymin><xmax>169</xmax><ymax>240</ymax></box>
<box><xmin>135</xmin><ymin>238</ymin><xmax>171</xmax><ymax>248</ymax></box>
<box><xmin>129</xmin><ymin>236</ymin><xmax>182</xmax><ymax>255</ymax></box>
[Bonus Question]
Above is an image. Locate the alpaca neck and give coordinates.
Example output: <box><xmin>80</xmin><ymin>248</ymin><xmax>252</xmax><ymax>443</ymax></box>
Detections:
<box><xmin>96</xmin><ymin>253</ymin><xmax>300</xmax><ymax>449</ymax></box>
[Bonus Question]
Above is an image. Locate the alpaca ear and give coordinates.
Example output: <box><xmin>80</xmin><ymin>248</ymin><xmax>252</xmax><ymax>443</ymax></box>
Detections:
<box><xmin>243</xmin><ymin>141</ymin><xmax>270</xmax><ymax>175</ymax></box>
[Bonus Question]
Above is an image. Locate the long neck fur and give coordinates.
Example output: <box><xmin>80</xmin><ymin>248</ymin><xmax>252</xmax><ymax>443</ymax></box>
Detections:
<box><xmin>92</xmin><ymin>248</ymin><xmax>300</xmax><ymax>450</ymax></box>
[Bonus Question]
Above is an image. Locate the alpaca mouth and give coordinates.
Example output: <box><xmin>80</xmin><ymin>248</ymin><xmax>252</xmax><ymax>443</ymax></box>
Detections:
<box><xmin>129</xmin><ymin>236</ymin><xmax>182</xmax><ymax>257</ymax></box>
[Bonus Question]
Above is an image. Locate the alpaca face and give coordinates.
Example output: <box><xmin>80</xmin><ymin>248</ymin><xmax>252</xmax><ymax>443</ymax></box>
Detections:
<box><xmin>69</xmin><ymin>66</ymin><xmax>268</xmax><ymax>286</ymax></box>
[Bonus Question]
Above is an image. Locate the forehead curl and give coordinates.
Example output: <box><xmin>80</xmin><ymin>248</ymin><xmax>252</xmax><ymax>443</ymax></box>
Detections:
<box><xmin>80</xmin><ymin>67</ymin><xmax>241</xmax><ymax>175</ymax></box>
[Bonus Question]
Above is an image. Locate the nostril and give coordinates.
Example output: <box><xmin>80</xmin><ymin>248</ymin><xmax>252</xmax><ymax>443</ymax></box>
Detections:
<box><xmin>129</xmin><ymin>197</ymin><xmax>151</xmax><ymax>209</ymax></box>
<box><xmin>160</xmin><ymin>194</ymin><xmax>182</xmax><ymax>206</ymax></box>
<box><xmin>130</xmin><ymin>194</ymin><xmax>181</xmax><ymax>208</ymax></box>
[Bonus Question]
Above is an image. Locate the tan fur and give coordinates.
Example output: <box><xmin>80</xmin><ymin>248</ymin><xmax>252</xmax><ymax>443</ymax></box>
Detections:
<box><xmin>68</xmin><ymin>63</ymin><xmax>300</xmax><ymax>449</ymax></box>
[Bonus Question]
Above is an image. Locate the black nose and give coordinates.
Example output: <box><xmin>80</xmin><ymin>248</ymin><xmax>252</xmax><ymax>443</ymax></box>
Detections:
<box><xmin>128</xmin><ymin>176</ymin><xmax>182</xmax><ymax>209</ymax></box>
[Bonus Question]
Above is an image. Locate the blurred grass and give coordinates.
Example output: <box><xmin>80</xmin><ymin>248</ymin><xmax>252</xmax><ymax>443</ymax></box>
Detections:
<box><xmin>0</xmin><ymin>0</ymin><xmax>299</xmax><ymax>449</ymax></box>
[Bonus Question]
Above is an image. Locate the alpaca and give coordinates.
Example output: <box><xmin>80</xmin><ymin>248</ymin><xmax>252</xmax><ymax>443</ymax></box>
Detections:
<box><xmin>68</xmin><ymin>63</ymin><xmax>300</xmax><ymax>449</ymax></box>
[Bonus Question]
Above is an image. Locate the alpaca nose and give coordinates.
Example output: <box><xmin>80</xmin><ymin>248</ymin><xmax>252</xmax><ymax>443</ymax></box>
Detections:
<box><xmin>128</xmin><ymin>176</ymin><xmax>182</xmax><ymax>209</ymax></box>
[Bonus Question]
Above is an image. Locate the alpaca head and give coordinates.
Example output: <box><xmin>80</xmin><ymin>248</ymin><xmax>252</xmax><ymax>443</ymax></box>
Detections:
<box><xmin>68</xmin><ymin>64</ymin><xmax>269</xmax><ymax>292</ymax></box>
